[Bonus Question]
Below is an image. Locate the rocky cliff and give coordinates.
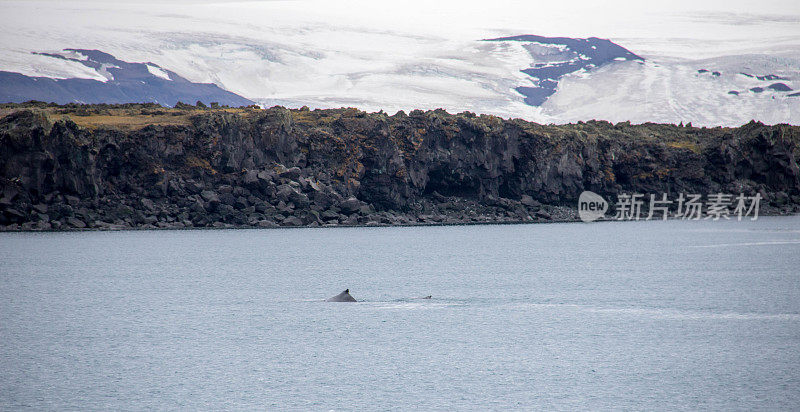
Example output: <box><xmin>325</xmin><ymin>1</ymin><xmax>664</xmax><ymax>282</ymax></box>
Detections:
<box><xmin>1</xmin><ymin>103</ymin><xmax>798</xmax><ymax>230</ymax></box>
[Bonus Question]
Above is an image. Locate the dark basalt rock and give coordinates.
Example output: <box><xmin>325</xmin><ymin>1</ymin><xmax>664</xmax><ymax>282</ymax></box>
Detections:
<box><xmin>281</xmin><ymin>216</ymin><xmax>303</xmax><ymax>226</ymax></box>
<box><xmin>339</xmin><ymin>197</ymin><xmax>363</xmax><ymax>214</ymax></box>
<box><xmin>1</xmin><ymin>104</ymin><xmax>799</xmax><ymax>231</ymax></box>
<box><xmin>279</xmin><ymin>166</ymin><xmax>302</xmax><ymax>180</ymax></box>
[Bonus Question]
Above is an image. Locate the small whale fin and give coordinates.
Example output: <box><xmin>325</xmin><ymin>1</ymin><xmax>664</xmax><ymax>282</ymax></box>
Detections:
<box><xmin>326</xmin><ymin>289</ymin><xmax>357</xmax><ymax>302</ymax></box>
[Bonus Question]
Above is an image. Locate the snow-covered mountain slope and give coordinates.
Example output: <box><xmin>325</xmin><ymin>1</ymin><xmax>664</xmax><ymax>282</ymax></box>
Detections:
<box><xmin>0</xmin><ymin>0</ymin><xmax>798</xmax><ymax>126</ymax></box>
<box><xmin>0</xmin><ymin>49</ymin><xmax>253</xmax><ymax>106</ymax></box>
<box><xmin>540</xmin><ymin>49</ymin><xmax>800</xmax><ymax>126</ymax></box>
<box><xmin>484</xmin><ymin>35</ymin><xmax>643</xmax><ymax>106</ymax></box>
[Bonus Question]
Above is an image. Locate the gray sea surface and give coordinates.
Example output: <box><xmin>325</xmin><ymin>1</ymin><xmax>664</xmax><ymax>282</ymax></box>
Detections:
<box><xmin>1</xmin><ymin>216</ymin><xmax>799</xmax><ymax>410</ymax></box>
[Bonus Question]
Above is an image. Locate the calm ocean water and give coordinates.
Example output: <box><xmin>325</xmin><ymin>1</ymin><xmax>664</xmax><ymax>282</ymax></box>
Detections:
<box><xmin>1</xmin><ymin>217</ymin><xmax>800</xmax><ymax>410</ymax></box>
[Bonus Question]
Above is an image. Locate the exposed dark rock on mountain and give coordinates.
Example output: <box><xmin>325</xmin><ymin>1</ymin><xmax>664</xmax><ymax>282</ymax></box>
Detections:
<box><xmin>484</xmin><ymin>35</ymin><xmax>643</xmax><ymax>106</ymax></box>
<box><xmin>698</xmin><ymin>69</ymin><xmax>721</xmax><ymax>76</ymax></box>
<box><xmin>740</xmin><ymin>73</ymin><xmax>788</xmax><ymax>81</ymax></box>
<box><xmin>0</xmin><ymin>49</ymin><xmax>254</xmax><ymax>107</ymax></box>
<box><xmin>768</xmin><ymin>83</ymin><xmax>793</xmax><ymax>92</ymax></box>
<box><xmin>1</xmin><ymin>103</ymin><xmax>798</xmax><ymax>230</ymax></box>
<box><xmin>757</xmin><ymin>74</ymin><xmax>786</xmax><ymax>81</ymax></box>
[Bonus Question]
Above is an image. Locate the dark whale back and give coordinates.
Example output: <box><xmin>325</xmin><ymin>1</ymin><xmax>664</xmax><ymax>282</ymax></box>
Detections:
<box><xmin>326</xmin><ymin>289</ymin><xmax>357</xmax><ymax>302</ymax></box>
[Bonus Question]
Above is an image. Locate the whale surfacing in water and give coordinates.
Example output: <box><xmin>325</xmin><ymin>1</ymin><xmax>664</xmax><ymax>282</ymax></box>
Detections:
<box><xmin>326</xmin><ymin>289</ymin><xmax>357</xmax><ymax>302</ymax></box>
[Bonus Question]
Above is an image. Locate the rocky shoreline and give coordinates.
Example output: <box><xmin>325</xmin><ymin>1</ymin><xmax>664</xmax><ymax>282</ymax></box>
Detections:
<box><xmin>1</xmin><ymin>103</ymin><xmax>799</xmax><ymax>231</ymax></box>
<box><xmin>0</xmin><ymin>166</ymin><xmax>582</xmax><ymax>231</ymax></box>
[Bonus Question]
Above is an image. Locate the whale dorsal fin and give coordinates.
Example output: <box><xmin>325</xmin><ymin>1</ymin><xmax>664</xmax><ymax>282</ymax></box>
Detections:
<box><xmin>326</xmin><ymin>289</ymin><xmax>356</xmax><ymax>302</ymax></box>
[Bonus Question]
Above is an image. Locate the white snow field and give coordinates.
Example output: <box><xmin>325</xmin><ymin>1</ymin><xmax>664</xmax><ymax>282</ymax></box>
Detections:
<box><xmin>0</xmin><ymin>0</ymin><xmax>798</xmax><ymax>126</ymax></box>
<box><xmin>544</xmin><ymin>51</ymin><xmax>800</xmax><ymax>126</ymax></box>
